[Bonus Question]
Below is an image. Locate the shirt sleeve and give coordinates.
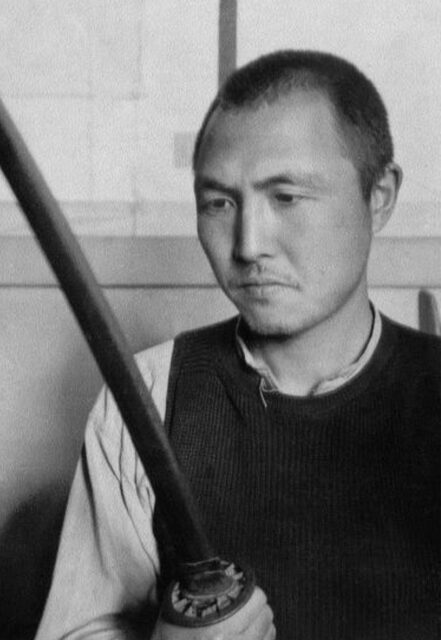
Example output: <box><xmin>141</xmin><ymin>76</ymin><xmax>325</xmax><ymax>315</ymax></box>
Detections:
<box><xmin>35</xmin><ymin>340</ymin><xmax>174</xmax><ymax>640</ymax></box>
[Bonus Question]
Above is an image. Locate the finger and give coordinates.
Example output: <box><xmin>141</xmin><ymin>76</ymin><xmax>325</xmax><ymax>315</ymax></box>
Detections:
<box><xmin>238</xmin><ymin>606</ymin><xmax>274</xmax><ymax>639</ymax></box>
<box><xmin>235</xmin><ymin>586</ymin><xmax>269</xmax><ymax>627</ymax></box>
<box><xmin>237</xmin><ymin>594</ymin><xmax>274</xmax><ymax>639</ymax></box>
<box><xmin>264</xmin><ymin>623</ymin><xmax>277</xmax><ymax>640</ymax></box>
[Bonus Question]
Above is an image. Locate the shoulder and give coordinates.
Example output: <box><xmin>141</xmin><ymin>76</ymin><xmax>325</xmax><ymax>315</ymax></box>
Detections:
<box><xmin>381</xmin><ymin>314</ymin><xmax>441</xmax><ymax>378</ymax></box>
<box><xmin>86</xmin><ymin>316</ymin><xmax>239</xmax><ymax>439</ymax></box>
<box><xmin>86</xmin><ymin>317</ymin><xmax>239</xmax><ymax>443</ymax></box>
<box><xmin>135</xmin><ymin>316</ymin><xmax>238</xmax><ymax>382</ymax></box>
<box><xmin>82</xmin><ymin>338</ymin><xmax>176</xmax><ymax>489</ymax></box>
<box><xmin>87</xmin><ymin>338</ymin><xmax>175</xmax><ymax>445</ymax></box>
<box><xmin>382</xmin><ymin>314</ymin><xmax>441</xmax><ymax>349</ymax></box>
<box><xmin>167</xmin><ymin>317</ymin><xmax>240</xmax><ymax>379</ymax></box>
<box><xmin>174</xmin><ymin>316</ymin><xmax>239</xmax><ymax>351</ymax></box>
<box><xmin>135</xmin><ymin>339</ymin><xmax>175</xmax><ymax>389</ymax></box>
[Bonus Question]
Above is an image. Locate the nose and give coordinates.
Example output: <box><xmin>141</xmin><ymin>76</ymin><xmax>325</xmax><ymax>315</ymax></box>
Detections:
<box><xmin>233</xmin><ymin>198</ymin><xmax>272</xmax><ymax>263</ymax></box>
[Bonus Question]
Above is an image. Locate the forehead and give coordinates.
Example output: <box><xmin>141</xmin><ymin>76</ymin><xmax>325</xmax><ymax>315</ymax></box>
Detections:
<box><xmin>194</xmin><ymin>91</ymin><xmax>352</xmax><ymax>181</ymax></box>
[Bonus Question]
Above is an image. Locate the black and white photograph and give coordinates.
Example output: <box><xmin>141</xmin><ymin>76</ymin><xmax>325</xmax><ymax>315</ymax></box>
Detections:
<box><xmin>0</xmin><ymin>2</ymin><xmax>440</xmax><ymax>639</ymax></box>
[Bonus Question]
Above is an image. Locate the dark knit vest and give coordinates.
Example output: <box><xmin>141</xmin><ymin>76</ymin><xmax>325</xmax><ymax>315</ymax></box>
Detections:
<box><xmin>157</xmin><ymin>315</ymin><xmax>440</xmax><ymax>640</ymax></box>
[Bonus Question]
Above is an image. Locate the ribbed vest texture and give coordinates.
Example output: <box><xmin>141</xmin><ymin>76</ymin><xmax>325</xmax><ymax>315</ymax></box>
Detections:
<box><xmin>158</xmin><ymin>315</ymin><xmax>440</xmax><ymax>640</ymax></box>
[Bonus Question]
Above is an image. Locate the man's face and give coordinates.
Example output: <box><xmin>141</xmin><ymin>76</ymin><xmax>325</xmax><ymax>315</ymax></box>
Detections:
<box><xmin>194</xmin><ymin>91</ymin><xmax>375</xmax><ymax>338</ymax></box>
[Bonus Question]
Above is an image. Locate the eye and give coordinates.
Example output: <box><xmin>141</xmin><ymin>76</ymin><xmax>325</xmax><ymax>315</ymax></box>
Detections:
<box><xmin>273</xmin><ymin>191</ymin><xmax>302</xmax><ymax>206</ymax></box>
<box><xmin>198</xmin><ymin>196</ymin><xmax>235</xmax><ymax>215</ymax></box>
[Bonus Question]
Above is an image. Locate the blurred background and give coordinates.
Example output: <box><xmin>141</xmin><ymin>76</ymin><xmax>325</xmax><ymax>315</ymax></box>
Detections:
<box><xmin>0</xmin><ymin>1</ymin><xmax>440</xmax><ymax>637</ymax></box>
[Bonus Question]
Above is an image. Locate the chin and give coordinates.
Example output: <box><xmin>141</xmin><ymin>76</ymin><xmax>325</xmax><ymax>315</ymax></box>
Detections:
<box><xmin>237</xmin><ymin>298</ymin><xmax>331</xmax><ymax>340</ymax></box>
<box><xmin>240</xmin><ymin>310</ymin><xmax>305</xmax><ymax>339</ymax></box>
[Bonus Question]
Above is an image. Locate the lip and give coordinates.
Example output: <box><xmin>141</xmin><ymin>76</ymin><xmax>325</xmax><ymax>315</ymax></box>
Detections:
<box><xmin>232</xmin><ymin>280</ymin><xmax>299</xmax><ymax>299</ymax></box>
<box><xmin>236</xmin><ymin>279</ymin><xmax>298</xmax><ymax>288</ymax></box>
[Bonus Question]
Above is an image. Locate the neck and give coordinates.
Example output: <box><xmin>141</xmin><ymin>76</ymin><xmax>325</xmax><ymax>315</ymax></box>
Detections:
<box><xmin>246</xmin><ymin>295</ymin><xmax>374</xmax><ymax>396</ymax></box>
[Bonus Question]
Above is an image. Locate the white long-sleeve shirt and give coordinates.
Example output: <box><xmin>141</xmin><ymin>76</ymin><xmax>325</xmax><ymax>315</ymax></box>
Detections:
<box><xmin>36</xmin><ymin>311</ymin><xmax>381</xmax><ymax>639</ymax></box>
<box><xmin>35</xmin><ymin>340</ymin><xmax>174</xmax><ymax>639</ymax></box>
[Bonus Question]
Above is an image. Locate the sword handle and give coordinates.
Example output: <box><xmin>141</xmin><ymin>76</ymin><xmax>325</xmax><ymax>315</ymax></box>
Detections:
<box><xmin>161</xmin><ymin>558</ymin><xmax>255</xmax><ymax>627</ymax></box>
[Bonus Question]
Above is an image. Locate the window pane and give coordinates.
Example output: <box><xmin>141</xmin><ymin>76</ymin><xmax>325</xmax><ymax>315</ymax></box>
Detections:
<box><xmin>0</xmin><ymin>1</ymin><xmax>219</xmax><ymax>236</ymax></box>
<box><xmin>136</xmin><ymin>0</ymin><xmax>218</xmax><ymax>234</ymax></box>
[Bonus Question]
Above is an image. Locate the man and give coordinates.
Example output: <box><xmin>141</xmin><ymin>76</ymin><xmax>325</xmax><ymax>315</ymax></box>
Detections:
<box><xmin>36</xmin><ymin>50</ymin><xmax>440</xmax><ymax>639</ymax></box>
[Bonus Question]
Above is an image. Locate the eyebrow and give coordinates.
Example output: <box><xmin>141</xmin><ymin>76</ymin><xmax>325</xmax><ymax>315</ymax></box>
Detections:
<box><xmin>253</xmin><ymin>172</ymin><xmax>328</xmax><ymax>190</ymax></box>
<box><xmin>194</xmin><ymin>171</ymin><xmax>328</xmax><ymax>194</ymax></box>
<box><xmin>193</xmin><ymin>176</ymin><xmax>240</xmax><ymax>199</ymax></box>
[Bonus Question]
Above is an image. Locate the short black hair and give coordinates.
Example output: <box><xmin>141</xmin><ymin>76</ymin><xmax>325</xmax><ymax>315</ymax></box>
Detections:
<box><xmin>193</xmin><ymin>50</ymin><xmax>394</xmax><ymax>201</ymax></box>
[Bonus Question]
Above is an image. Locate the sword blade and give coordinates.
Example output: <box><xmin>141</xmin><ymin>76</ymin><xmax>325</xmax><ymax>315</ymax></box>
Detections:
<box><xmin>0</xmin><ymin>97</ymin><xmax>214</xmax><ymax>565</ymax></box>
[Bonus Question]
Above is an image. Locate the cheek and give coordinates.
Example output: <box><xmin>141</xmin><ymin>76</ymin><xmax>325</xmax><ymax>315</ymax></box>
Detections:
<box><xmin>197</xmin><ymin>220</ymin><xmax>231</xmax><ymax>272</ymax></box>
<box><xmin>289</xmin><ymin>216</ymin><xmax>370</xmax><ymax>285</ymax></box>
<box><xmin>197</xmin><ymin>218</ymin><xmax>217</xmax><ymax>253</ymax></box>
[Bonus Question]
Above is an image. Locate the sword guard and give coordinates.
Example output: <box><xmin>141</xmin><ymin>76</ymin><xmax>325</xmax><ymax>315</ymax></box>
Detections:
<box><xmin>161</xmin><ymin>558</ymin><xmax>255</xmax><ymax>627</ymax></box>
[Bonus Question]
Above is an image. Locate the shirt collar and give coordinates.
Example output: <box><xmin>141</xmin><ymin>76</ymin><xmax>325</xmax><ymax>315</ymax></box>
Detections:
<box><xmin>235</xmin><ymin>305</ymin><xmax>382</xmax><ymax>396</ymax></box>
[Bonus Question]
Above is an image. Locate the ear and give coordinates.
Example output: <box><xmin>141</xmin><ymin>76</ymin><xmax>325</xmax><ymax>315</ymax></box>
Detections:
<box><xmin>369</xmin><ymin>162</ymin><xmax>403</xmax><ymax>234</ymax></box>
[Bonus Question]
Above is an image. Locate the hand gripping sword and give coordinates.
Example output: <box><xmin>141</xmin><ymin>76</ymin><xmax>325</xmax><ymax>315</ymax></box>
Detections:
<box><xmin>0</xmin><ymin>97</ymin><xmax>255</xmax><ymax>627</ymax></box>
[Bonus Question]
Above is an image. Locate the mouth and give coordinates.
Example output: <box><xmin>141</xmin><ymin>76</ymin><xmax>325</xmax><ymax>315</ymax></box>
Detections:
<box><xmin>236</xmin><ymin>277</ymin><xmax>298</xmax><ymax>288</ymax></box>
<box><xmin>233</xmin><ymin>279</ymin><xmax>299</xmax><ymax>297</ymax></box>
